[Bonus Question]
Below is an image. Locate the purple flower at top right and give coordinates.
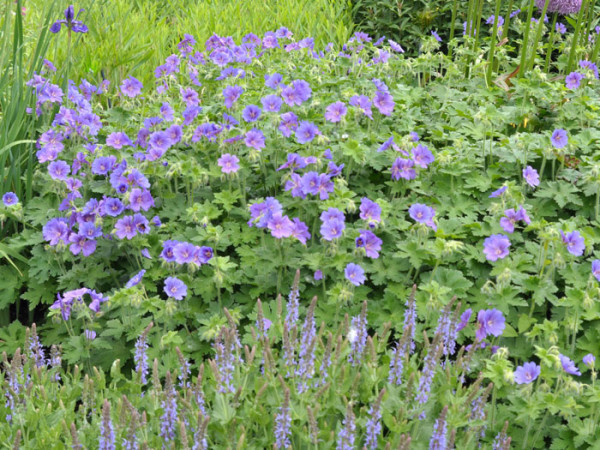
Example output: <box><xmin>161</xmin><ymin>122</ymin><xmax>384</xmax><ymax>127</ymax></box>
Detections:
<box><xmin>535</xmin><ymin>0</ymin><xmax>582</xmax><ymax>15</ymax></box>
<box><xmin>559</xmin><ymin>354</ymin><xmax>581</xmax><ymax>376</ymax></box>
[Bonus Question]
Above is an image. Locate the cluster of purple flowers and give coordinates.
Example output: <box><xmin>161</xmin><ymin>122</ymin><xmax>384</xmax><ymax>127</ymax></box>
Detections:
<box><xmin>317</xmin><ymin>207</ymin><xmax>344</xmax><ymax>242</ymax></box>
<box><xmin>499</xmin><ymin>206</ymin><xmax>530</xmax><ymax>233</ymax></box>
<box><xmin>475</xmin><ymin>309</ymin><xmax>506</xmax><ymax>341</ymax></box>
<box><xmin>280</xmin><ymin>152</ymin><xmax>344</xmax><ymax>201</ymax></box>
<box><xmin>160</xmin><ymin>240</ymin><xmax>214</xmax><ymax>266</ymax></box>
<box><xmin>50</xmin><ymin>287</ymin><xmax>108</xmax><ymax>320</ymax></box>
<box><xmin>355</xmin><ymin>229</ymin><xmax>382</xmax><ymax>259</ymax></box>
<box><xmin>247</xmin><ymin>197</ymin><xmax>311</xmax><ymax>243</ymax></box>
<box><xmin>387</xmin><ymin>142</ymin><xmax>434</xmax><ymax>181</ymax></box>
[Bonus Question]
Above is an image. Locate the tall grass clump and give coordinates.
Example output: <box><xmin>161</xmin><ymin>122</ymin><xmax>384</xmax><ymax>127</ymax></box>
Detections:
<box><xmin>23</xmin><ymin>0</ymin><xmax>353</xmax><ymax>87</ymax></box>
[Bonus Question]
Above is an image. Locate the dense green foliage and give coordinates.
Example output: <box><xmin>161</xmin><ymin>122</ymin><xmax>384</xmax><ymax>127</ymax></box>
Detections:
<box><xmin>2</xmin><ymin>0</ymin><xmax>600</xmax><ymax>447</ymax></box>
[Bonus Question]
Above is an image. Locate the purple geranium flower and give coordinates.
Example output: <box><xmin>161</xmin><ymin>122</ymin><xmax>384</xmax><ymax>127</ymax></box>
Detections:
<box><xmin>551</xmin><ymin>129</ymin><xmax>568</xmax><ymax>149</ymax></box>
<box><xmin>378</xmin><ymin>136</ymin><xmax>394</xmax><ymax>153</ymax></box>
<box><xmin>267</xmin><ymin>214</ymin><xmax>294</xmax><ymax>239</ymax></box>
<box><xmin>324</xmin><ymin>101</ymin><xmax>347</xmax><ymax>123</ymax></box>
<box><xmin>129</xmin><ymin>189</ymin><xmax>154</xmax><ymax>212</ymax></box>
<box><xmin>373</xmin><ymin>91</ymin><xmax>395</xmax><ymax>116</ymax></box>
<box><xmin>391</xmin><ymin>158</ymin><xmax>415</xmax><ymax>180</ymax></box>
<box><xmin>2</xmin><ymin>192</ymin><xmax>19</xmax><ymax>206</ymax></box>
<box><xmin>566</xmin><ymin>71</ymin><xmax>584</xmax><ymax>89</ymax></box>
<box><xmin>500</xmin><ymin>209</ymin><xmax>519</xmax><ymax>233</ymax></box>
<box><xmin>290</xmin><ymin>218</ymin><xmax>311</xmax><ymax>244</ymax></box>
<box><xmin>559</xmin><ymin>354</ymin><xmax>581</xmax><ymax>376</ymax></box>
<box><xmin>265</xmin><ymin>73</ymin><xmax>283</xmax><ymax>89</ymax></box>
<box><xmin>523</xmin><ymin>166</ymin><xmax>540</xmax><ymax>187</ymax></box>
<box><xmin>148</xmin><ymin>131</ymin><xmax>173</xmax><ymax>154</ymax></box>
<box><xmin>360</xmin><ymin>197</ymin><xmax>381</xmax><ymax>225</ymax></box>
<box><xmin>321</xmin><ymin>207</ymin><xmax>345</xmax><ymax>223</ymax></box>
<box><xmin>345</xmin><ymin>263</ymin><xmax>366</xmax><ymax>286</ymax></box>
<box><xmin>409</xmin><ymin>203</ymin><xmax>436</xmax><ymax>230</ymax></box>
<box><xmin>43</xmin><ymin>218</ymin><xmax>69</xmax><ymax>245</ymax></box>
<box><xmin>164</xmin><ymin>277</ymin><xmax>187</xmax><ymax>300</ymax></box>
<box><xmin>431</xmin><ymin>30</ymin><xmax>442</xmax><ymax>42</ymax></box>
<box><xmin>92</xmin><ymin>156</ymin><xmax>117</xmax><ymax>175</ymax></box>
<box><xmin>173</xmin><ymin>242</ymin><xmax>196</xmax><ymax>264</ymax></box>
<box><xmin>535</xmin><ymin>0</ymin><xmax>582</xmax><ymax>15</ymax></box>
<box><xmin>388</xmin><ymin>39</ymin><xmax>404</xmax><ymax>53</ymax></box>
<box><xmin>412</xmin><ymin>144</ymin><xmax>434</xmax><ymax>168</ymax></box>
<box><xmin>483</xmin><ymin>234</ymin><xmax>511</xmax><ymax>261</ymax></box>
<box><xmin>218</xmin><ymin>154</ymin><xmax>240</xmax><ymax>174</ymax></box>
<box><xmin>48</xmin><ymin>160</ymin><xmax>70</xmax><ymax>180</ymax></box>
<box><xmin>223</xmin><ymin>85</ymin><xmax>243</xmax><ymax>108</ymax></box>
<box><xmin>561</xmin><ymin>230</ymin><xmax>585</xmax><ymax>256</ymax></box>
<box><xmin>195</xmin><ymin>246</ymin><xmax>214</xmax><ymax>265</ymax></box>
<box><xmin>245</xmin><ymin>129</ymin><xmax>266</xmax><ymax>150</ymax></box>
<box><xmin>106</xmin><ymin>132</ymin><xmax>132</xmax><ymax>149</ymax></box>
<box><xmin>69</xmin><ymin>234</ymin><xmax>96</xmax><ymax>256</ymax></box>
<box><xmin>295</xmin><ymin>121</ymin><xmax>319</xmax><ymax>144</ymax></box>
<box><xmin>320</xmin><ymin>219</ymin><xmax>345</xmax><ymax>241</ymax></box>
<box><xmin>356</xmin><ymin>229</ymin><xmax>383</xmax><ymax>259</ymax></box>
<box><xmin>514</xmin><ymin>362</ymin><xmax>540</xmax><ymax>384</ymax></box>
<box><xmin>583</xmin><ymin>354</ymin><xmax>595</xmax><ymax>367</ymax></box>
<box><xmin>114</xmin><ymin>215</ymin><xmax>137</xmax><ymax>240</ymax></box>
<box><xmin>242</xmin><ymin>104</ymin><xmax>262</xmax><ymax>122</ymax></box>
<box><xmin>120</xmin><ymin>76</ymin><xmax>143</xmax><ymax>98</ymax></box>
<box><xmin>261</xmin><ymin>94</ymin><xmax>282</xmax><ymax>112</ymax></box>
<box><xmin>349</xmin><ymin>95</ymin><xmax>373</xmax><ymax>119</ymax></box>
<box><xmin>476</xmin><ymin>309</ymin><xmax>506</xmax><ymax>341</ymax></box>
<box><xmin>79</xmin><ymin>222</ymin><xmax>102</xmax><ymax>239</ymax></box>
<box><xmin>279</xmin><ymin>112</ymin><xmax>298</xmax><ymax>137</ymax></box>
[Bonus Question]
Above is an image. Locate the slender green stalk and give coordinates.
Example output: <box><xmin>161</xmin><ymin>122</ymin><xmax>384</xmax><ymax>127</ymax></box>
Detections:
<box><xmin>593</xmin><ymin>31</ymin><xmax>600</xmax><ymax>70</ymax></box>
<box><xmin>486</xmin><ymin>0</ymin><xmax>503</xmax><ymax>84</ymax></box>
<box><xmin>501</xmin><ymin>0</ymin><xmax>515</xmax><ymax>41</ymax></box>
<box><xmin>584</xmin><ymin>0</ymin><xmax>597</xmax><ymax>43</ymax></box>
<box><xmin>566</xmin><ymin>0</ymin><xmax>589</xmax><ymax>73</ymax></box>
<box><xmin>473</xmin><ymin>0</ymin><xmax>485</xmax><ymax>50</ymax></box>
<box><xmin>528</xmin><ymin>0</ymin><xmax>550</xmax><ymax>72</ymax></box>
<box><xmin>466</xmin><ymin>0</ymin><xmax>476</xmax><ymax>38</ymax></box>
<box><xmin>544</xmin><ymin>13</ymin><xmax>558</xmax><ymax>73</ymax></box>
<box><xmin>518</xmin><ymin>0</ymin><xmax>537</xmax><ymax>78</ymax></box>
<box><xmin>448</xmin><ymin>0</ymin><xmax>459</xmax><ymax>58</ymax></box>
